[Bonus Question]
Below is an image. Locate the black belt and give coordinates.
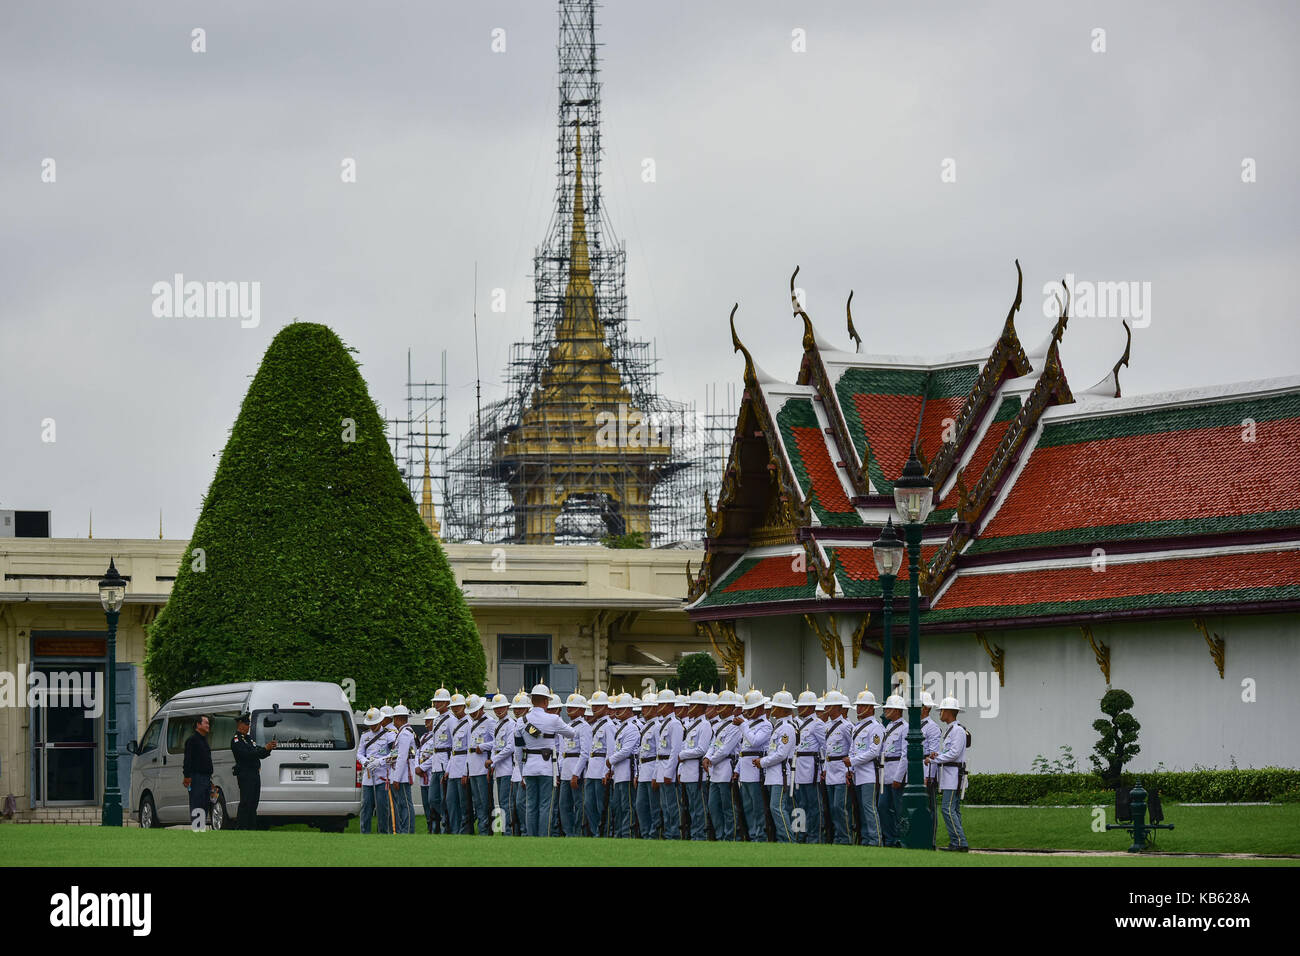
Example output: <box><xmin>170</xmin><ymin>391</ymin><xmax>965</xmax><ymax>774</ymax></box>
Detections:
<box><xmin>795</xmin><ymin>752</ymin><xmax>821</xmax><ymax>757</ymax></box>
<box><xmin>525</xmin><ymin>750</ymin><xmax>554</xmax><ymax>761</ymax></box>
<box><xmin>884</xmin><ymin>756</ymin><xmax>902</xmax><ymax>762</ymax></box>
<box><xmin>741</xmin><ymin>750</ymin><xmax>764</xmax><ymax>757</ymax></box>
<box><xmin>451</xmin><ymin>750</ymin><xmax>469</xmax><ymax>756</ymax></box>
<box><xmin>434</xmin><ymin>747</ymin><xmax>451</xmax><ymax>753</ymax></box>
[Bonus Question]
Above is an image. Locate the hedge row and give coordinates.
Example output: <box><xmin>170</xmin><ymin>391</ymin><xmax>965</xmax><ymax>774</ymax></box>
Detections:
<box><xmin>966</xmin><ymin>768</ymin><xmax>1300</xmax><ymax>804</ymax></box>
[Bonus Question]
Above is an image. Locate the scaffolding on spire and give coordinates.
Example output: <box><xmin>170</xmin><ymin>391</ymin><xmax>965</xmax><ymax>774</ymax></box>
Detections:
<box><xmin>443</xmin><ymin>0</ymin><xmax>705</xmax><ymax>546</ymax></box>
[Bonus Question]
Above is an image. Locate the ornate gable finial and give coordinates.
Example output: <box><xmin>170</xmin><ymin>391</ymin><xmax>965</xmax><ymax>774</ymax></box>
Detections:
<box><xmin>789</xmin><ymin>265</ymin><xmax>816</xmax><ymax>352</ymax></box>
<box><xmin>1046</xmin><ymin>277</ymin><xmax>1071</xmax><ymax>371</ymax></box>
<box><xmin>846</xmin><ymin>290</ymin><xmax>861</xmax><ymax>352</ymax></box>
<box><xmin>1113</xmin><ymin>319</ymin><xmax>1132</xmax><ymax>397</ymax></box>
<box><xmin>729</xmin><ymin>303</ymin><xmax>758</xmax><ymax>389</ymax></box>
<box><xmin>1002</xmin><ymin>258</ymin><xmax>1023</xmax><ymax>340</ymax></box>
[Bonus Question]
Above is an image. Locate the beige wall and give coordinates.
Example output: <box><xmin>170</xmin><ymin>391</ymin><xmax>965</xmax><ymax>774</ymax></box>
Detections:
<box><xmin>0</xmin><ymin>537</ymin><xmax>709</xmax><ymax>813</ymax></box>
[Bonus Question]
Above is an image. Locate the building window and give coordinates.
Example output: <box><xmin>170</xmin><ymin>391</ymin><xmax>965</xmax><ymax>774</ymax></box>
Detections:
<box><xmin>498</xmin><ymin>635</ymin><xmax>551</xmax><ymax>692</ymax></box>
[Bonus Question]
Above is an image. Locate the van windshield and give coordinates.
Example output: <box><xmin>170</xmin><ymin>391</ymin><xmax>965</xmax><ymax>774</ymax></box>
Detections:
<box><xmin>252</xmin><ymin>710</ymin><xmax>355</xmax><ymax>750</ymax></box>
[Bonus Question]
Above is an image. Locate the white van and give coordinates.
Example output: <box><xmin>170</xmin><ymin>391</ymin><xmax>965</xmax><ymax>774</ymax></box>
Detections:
<box><xmin>127</xmin><ymin>681</ymin><xmax>360</xmax><ymax>831</ymax></box>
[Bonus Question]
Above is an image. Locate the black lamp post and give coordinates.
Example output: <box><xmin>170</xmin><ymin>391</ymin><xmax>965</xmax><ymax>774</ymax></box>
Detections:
<box><xmin>872</xmin><ymin>516</ymin><xmax>903</xmax><ymax>698</ymax></box>
<box><xmin>892</xmin><ymin>447</ymin><xmax>935</xmax><ymax>849</ymax></box>
<box><xmin>98</xmin><ymin>558</ymin><xmax>126</xmax><ymax>827</ymax></box>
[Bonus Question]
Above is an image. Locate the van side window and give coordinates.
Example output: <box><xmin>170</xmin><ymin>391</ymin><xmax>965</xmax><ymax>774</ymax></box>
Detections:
<box><xmin>208</xmin><ymin>713</ymin><xmax>239</xmax><ymax>752</ymax></box>
<box><xmin>167</xmin><ymin>717</ymin><xmax>195</xmax><ymax>755</ymax></box>
<box><xmin>138</xmin><ymin>719</ymin><xmax>162</xmax><ymax>755</ymax></box>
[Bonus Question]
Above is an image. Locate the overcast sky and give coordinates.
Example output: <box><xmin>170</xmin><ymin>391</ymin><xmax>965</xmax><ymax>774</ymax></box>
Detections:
<box><xmin>2</xmin><ymin>0</ymin><xmax>1297</xmax><ymax>540</ymax></box>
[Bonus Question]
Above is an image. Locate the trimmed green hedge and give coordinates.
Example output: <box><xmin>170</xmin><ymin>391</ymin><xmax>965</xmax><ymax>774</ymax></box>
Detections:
<box><xmin>967</xmin><ymin>768</ymin><xmax>1300</xmax><ymax>804</ymax></box>
<box><xmin>146</xmin><ymin>323</ymin><xmax>485</xmax><ymax>706</ymax></box>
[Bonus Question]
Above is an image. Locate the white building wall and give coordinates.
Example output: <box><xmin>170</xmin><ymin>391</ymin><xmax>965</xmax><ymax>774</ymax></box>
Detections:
<box><xmin>750</xmin><ymin>612</ymin><xmax>1300</xmax><ymax>772</ymax></box>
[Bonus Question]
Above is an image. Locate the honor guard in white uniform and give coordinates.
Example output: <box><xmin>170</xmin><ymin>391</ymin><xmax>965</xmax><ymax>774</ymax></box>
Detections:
<box><xmin>655</xmin><ymin>688</ymin><xmax>684</xmax><ymax>839</ymax></box>
<box><xmin>607</xmin><ymin>692</ymin><xmax>639</xmax><ymax>838</ymax></box>
<box><xmin>877</xmin><ymin>693</ymin><xmax>909</xmax><ymax>848</ymax></box>
<box><xmin>849</xmin><ymin>690</ymin><xmax>884</xmax><ymax>846</ymax></box>
<box><xmin>558</xmin><ymin>693</ymin><xmax>591</xmax><ymax>836</ymax></box>
<box><xmin>444</xmin><ymin>693</ymin><xmax>471</xmax><ymax>834</ymax></box>
<box><xmin>634</xmin><ymin>691</ymin><xmax>661</xmax><ymax>838</ymax></box>
<box><xmin>932</xmin><ymin>696</ymin><xmax>970</xmax><ymax>851</ymax></box>
<box><xmin>821</xmin><ymin>690</ymin><xmax>854</xmax><ymax>844</ymax></box>
<box><xmin>509</xmin><ymin>690</ymin><xmax>529</xmax><ymax>834</ymax></box>
<box><xmin>466</xmin><ymin>695</ymin><xmax>494</xmax><ymax>835</ymax></box>
<box><xmin>703</xmin><ymin>690</ymin><xmax>742</xmax><ymax>840</ymax></box>
<box><xmin>487</xmin><ymin>693</ymin><xmax>514</xmax><ymax>836</ymax></box>
<box><xmin>422</xmin><ymin>688</ymin><xmax>454</xmax><ymax>834</ymax></box>
<box><xmin>388</xmin><ymin>703</ymin><xmax>416</xmax><ymax>834</ymax></box>
<box><xmin>919</xmin><ymin>691</ymin><xmax>942</xmax><ymax>849</ymax></box>
<box><xmin>364</xmin><ymin>707</ymin><xmax>398</xmax><ymax>834</ymax></box>
<box><xmin>792</xmin><ymin>690</ymin><xmax>825</xmax><ymax>843</ymax></box>
<box><xmin>584</xmin><ymin>691</ymin><xmax>615</xmax><ymax>837</ymax></box>
<box><xmin>761</xmin><ymin>691</ymin><xmax>797</xmax><ymax>842</ymax></box>
<box><xmin>737</xmin><ymin>690</ymin><xmax>771</xmax><ymax>842</ymax></box>
<box><xmin>677</xmin><ymin>690</ymin><xmax>712</xmax><ymax>841</ymax></box>
<box><xmin>357</xmin><ymin>708</ymin><xmax>384</xmax><ymax>834</ymax></box>
<box><xmin>516</xmin><ymin>684</ymin><xmax>577</xmax><ymax>837</ymax></box>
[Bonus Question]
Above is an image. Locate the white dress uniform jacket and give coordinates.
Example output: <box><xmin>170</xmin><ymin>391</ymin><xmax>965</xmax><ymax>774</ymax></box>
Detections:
<box><xmin>608</xmin><ymin>718</ymin><xmax>639</xmax><ymax>783</ymax></box>
<box><xmin>676</xmin><ymin>717</ymin><xmax>712</xmax><ymax>784</ymax></box>
<box><xmin>560</xmin><ymin>718</ymin><xmax>592</xmax><ymax>779</ymax></box>
<box><xmin>821</xmin><ymin>716</ymin><xmax>853</xmax><ymax>785</ymax></box>
<box><xmin>657</xmin><ymin>715</ymin><xmax>683</xmax><ymax>782</ymax></box>
<box><xmin>445</xmin><ymin>716</ymin><xmax>471</xmax><ymax>778</ymax></box>
<box><xmin>636</xmin><ymin>717</ymin><xmax>660</xmax><ymax>783</ymax></box>
<box><xmin>469</xmin><ymin>715</ymin><xmax>495</xmax><ymax>777</ymax></box>
<box><xmin>737</xmin><ymin>717</ymin><xmax>771</xmax><ymax>784</ymax></box>
<box><xmin>490</xmin><ymin>715</ymin><xmax>515</xmax><ymax>778</ymax></box>
<box><xmin>389</xmin><ymin>723</ymin><xmax>416</xmax><ymax>784</ymax></box>
<box><xmin>760</xmin><ymin>717</ymin><xmax>797</xmax><ymax>786</ymax></box>
<box><xmin>848</xmin><ymin>717</ymin><xmax>883</xmax><ymax>785</ymax></box>
<box><xmin>585</xmin><ymin>715</ymin><xmax>615</xmax><ymax>781</ymax></box>
<box><xmin>880</xmin><ymin>718</ymin><xmax>909</xmax><ymax>785</ymax></box>
<box><xmin>706</xmin><ymin>721</ymin><xmax>741</xmax><ymax>783</ymax></box>
<box><xmin>935</xmin><ymin>721</ymin><xmax>968</xmax><ymax>790</ymax></box>
<box><xmin>921</xmin><ymin>716</ymin><xmax>941</xmax><ymax>782</ymax></box>
<box><xmin>516</xmin><ymin>707</ymin><xmax>577</xmax><ymax>776</ymax></box>
<box><xmin>793</xmin><ymin>715</ymin><xmax>826</xmax><ymax>785</ymax></box>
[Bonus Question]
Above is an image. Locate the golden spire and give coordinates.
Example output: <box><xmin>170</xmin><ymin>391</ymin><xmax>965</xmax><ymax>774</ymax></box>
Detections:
<box><xmin>88</xmin><ymin>509</ymin><xmax>93</xmax><ymax>540</ymax></box>
<box><xmin>419</xmin><ymin>416</ymin><xmax>441</xmax><ymax>537</ymax></box>
<box><xmin>570</xmin><ymin>122</ymin><xmax>591</xmax><ymax>279</ymax></box>
<box><xmin>159</xmin><ymin>509</ymin><xmax>164</xmax><ymax>540</ymax></box>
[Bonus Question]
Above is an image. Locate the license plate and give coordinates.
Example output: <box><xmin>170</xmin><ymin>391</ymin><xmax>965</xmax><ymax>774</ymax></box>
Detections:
<box><xmin>291</xmin><ymin>768</ymin><xmax>316</xmax><ymax>782</ymax></box>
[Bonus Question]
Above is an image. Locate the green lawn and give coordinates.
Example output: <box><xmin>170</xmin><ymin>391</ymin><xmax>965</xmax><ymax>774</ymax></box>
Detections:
<box><xmin>965</xmin><ymin>804</ymin><xmax>1300</xmax><ymax>856</ymax></box>
<box><xmin>1</xmin><ymin>803</ymin><xmax>1296</xmax><ymax>867</ymax></box>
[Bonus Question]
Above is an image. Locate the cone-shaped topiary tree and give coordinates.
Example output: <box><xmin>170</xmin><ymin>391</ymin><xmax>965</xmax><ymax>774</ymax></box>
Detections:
<box><xmin>676</xmin><ymin>652</ymin><xmax>720</xmax><ymax>694</ymax></box>
<box><xmin>145</xmin><ymin>322</ymin><xmax>485</xmax><ymax>706</ymax></box>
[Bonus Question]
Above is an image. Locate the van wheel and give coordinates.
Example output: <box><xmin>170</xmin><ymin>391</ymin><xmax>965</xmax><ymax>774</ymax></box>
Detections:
<box><xmin>210</xmin><ymin>790</ymin><xmax>228</xmax><ymax>831</ymax></box>
<box><xmin>318</xmin><ymin>818</ymin><xmax>347</xmax><ymax>833</ymax></box>
<box><xmin>140</xmin><ymin>794</ymin><xmax>159</xmax><ymax>829</ymax></box>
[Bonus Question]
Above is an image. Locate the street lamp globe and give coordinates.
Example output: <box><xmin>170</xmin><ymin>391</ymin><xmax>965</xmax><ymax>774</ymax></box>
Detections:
<box><xmin>99</xmin><ymin>557</ymin><xmax>126</xmax><ymax>613</ymax></box>
<box><xmin>893</xmin><ymin>447</ymin><xmax>935</xmax><ymax>525</ymax></box>
<box><xmin>872</xmin><ymin>516</ymin><xmax>904</xmax><ymax>578</ymax></box>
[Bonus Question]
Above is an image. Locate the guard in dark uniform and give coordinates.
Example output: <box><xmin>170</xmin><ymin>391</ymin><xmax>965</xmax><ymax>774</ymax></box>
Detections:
<box><xmin>231</xmin><ymin>713</ymin><xmax>277</xmax><ymax>830</ymax></box>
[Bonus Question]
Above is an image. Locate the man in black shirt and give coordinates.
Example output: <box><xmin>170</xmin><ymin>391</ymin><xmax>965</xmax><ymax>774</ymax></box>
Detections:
<box><xmin>182</xmin><ymin>715</ymin><xmax>214</xmax><ymax>829</ymax></box>
<box><xmin>231</xmin><ymin>713</ymin><xmax>277</xmax><ymax>829</ymax></box>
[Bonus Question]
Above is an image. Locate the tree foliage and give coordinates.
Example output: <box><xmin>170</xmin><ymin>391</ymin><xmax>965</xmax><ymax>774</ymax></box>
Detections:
<box><xmin>1090</xmin><ymin>688</ymin><xmax>1141</xmax><ymax>788</ymax></box>
<box><xmin>675</xmin><ymin>652</ymin><xmax>720</xmax><ymax>693</ymax></box>
<box><xmin>145</xmin><ymin>323</ymin><xmax>485</xmax><ymax>706</ymax></box>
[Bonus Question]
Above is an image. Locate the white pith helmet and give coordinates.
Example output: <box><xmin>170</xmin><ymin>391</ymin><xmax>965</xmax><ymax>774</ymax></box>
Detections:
<box><xmin>796</xmin><ymin>690</ymin><xmax>819</xmax><ymax>707</ymax></box>
<box><xmin>771</xmin><ymin>690</ymin><xmax>796</xmax><ymax>711</ymax></box>
<box><xmin>566</xmin><ymin>693</ymin><xmax>588</xmax><ymax>709</ymax></box>
<box><xmin>530</xmin><ymin>683</ymin><xmax>551</xmax><ymax>698</ymax></box>
<box><xmin>939</xmin><ymin>696</ymin><xmax>963</xmax><ymax>712</ymax></box>
<box><xmin>855</xmin><ymin>690</ymin><xmax>879</xmax><ymax>707</ymax></box>
<box><xmin>449</xmin><ymin>693</ymin><xmax>466</xmax><ymax>708</ymax></box>
<box><xmin>884</xmin><ymin>694</ymin><xmax>907</xmax><ymax>711</ymax></box>
<box><xmin>432</xmin><ymin>687</ymin><xmax>451</xmax><ymax>702</ymax></box>
<box><xmin>742</xmin><ymin>689</ymin><xmax>764</xmax><ymax>711</ymax></box>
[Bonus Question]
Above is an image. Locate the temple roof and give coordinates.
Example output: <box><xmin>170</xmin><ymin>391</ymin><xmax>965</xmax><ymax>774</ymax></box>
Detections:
<box><xmin>688</xmin><ymin>263</ymin><xmax>1300</xmax><ymax>630</ymax></box>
